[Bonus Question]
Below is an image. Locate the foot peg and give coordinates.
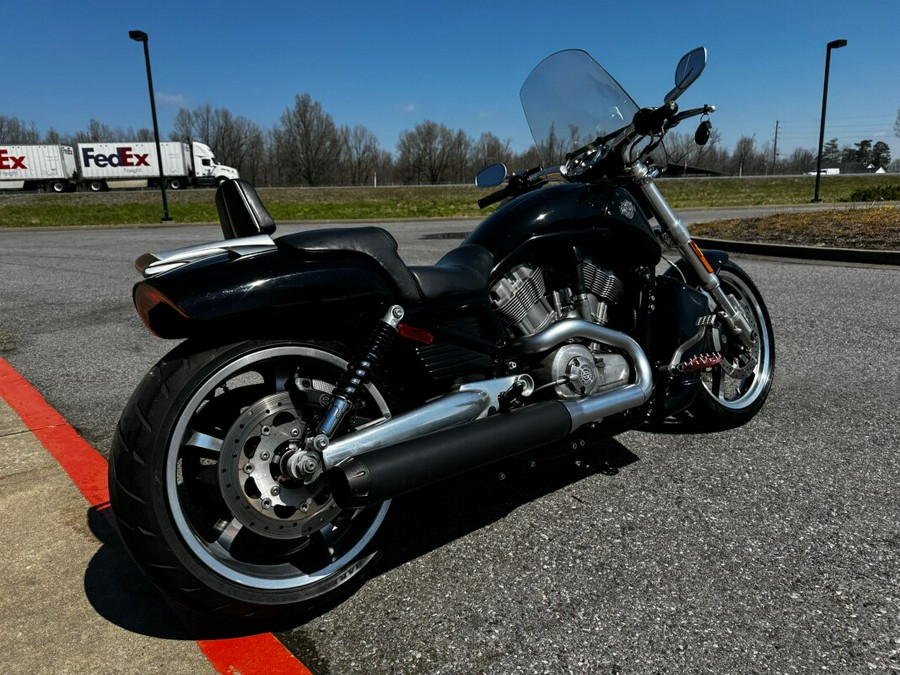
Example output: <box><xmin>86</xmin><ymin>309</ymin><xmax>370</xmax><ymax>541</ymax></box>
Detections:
<box><xmin>674</xmin><ymin>352</ymin><xmax>721</xmax><ymax>374</ymax></box>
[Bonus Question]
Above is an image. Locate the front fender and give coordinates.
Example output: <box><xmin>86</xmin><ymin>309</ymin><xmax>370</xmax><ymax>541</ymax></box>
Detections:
<box><xmin>135</xmin><ymin>247</ymin><xmax>397</xmax><ymax>339</ymax></box>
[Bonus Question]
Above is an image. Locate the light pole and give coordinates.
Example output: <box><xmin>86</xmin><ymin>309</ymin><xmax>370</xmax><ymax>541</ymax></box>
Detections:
<box><xmin>129</xmin><ymin>29</ymin><xmax>172</xmax><ymax>221</ymax></box>
<box><xmin>812</xmin><ymin>39</ymin><xmax>847</xmax><ymax>203</ymax></box>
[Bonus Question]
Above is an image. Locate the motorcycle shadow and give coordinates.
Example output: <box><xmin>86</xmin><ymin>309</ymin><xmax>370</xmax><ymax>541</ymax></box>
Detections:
<box><xmin>82</xmin><ymin>503</ymin><xmax>279</xmax><ymax>640</ymax></box>
<box><xmin>371</xmin><ymin>436</ymin><xmax>640</xmax><ymax>579</ymax></box>
<box><xmin>82</xmin><ymin>437</ymin><xmax>639</xmax><ymax>639</ymax></box>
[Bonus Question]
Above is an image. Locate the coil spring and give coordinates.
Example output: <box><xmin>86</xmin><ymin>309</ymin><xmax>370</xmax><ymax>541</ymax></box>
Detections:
<box><xmin>336</xmin><ymin>320</ymin><xmax>397</xmax><ymax>400</ymax></box>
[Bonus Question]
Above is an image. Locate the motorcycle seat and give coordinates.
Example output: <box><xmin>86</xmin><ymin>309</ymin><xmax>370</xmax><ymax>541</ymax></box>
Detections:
<box><xmin>409</xmin><ymin>244</ymin><xmax>493</xmax><ymax>300</ymax></box>
<box><xmin>279</xmin><ymin>228</ymin><xmax>493</xmax><ymax>305</ymax></box>
<box><xmin>279</xmin><ymin>227</ymin><xmax>424</xmax><ymax>303</ymax></box>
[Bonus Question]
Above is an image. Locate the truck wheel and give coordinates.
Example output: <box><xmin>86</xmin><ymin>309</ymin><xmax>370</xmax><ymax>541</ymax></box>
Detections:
<box><xmin>88</xmin><ymin>180</ymin><xmax>106</xmax><ymax>192</ymax></box>
<box><xmin>167</xmin><ymin>178</ymin><xmax>184</xmax><ymax>190</ymax></box>
<box><xmin>48</xmin><ymin>180</ymin><xmax>67</xmax><ymax>194</ymax></box>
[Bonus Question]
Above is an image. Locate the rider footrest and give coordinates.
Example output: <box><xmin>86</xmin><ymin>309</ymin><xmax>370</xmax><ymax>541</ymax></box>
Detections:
<box><xmin>675</xmin><ymin>353</ymin><xmax>721</xmax><ymax>374</ymax></box>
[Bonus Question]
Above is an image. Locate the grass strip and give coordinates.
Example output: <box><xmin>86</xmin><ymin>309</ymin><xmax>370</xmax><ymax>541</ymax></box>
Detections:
<box><xmin>1</xmin><ymin>176</ymin><xmax>898</xmax><ymax>228</ymax></box>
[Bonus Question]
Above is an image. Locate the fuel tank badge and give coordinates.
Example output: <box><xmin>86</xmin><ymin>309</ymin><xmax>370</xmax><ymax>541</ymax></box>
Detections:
<box><xmin>618</xmin><ymin>199</ymin><xmax>636</xmax><ymax>220</ymax></box>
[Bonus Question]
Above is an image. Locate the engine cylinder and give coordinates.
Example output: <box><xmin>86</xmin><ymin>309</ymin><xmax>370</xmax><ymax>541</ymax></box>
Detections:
<box><xmin>490</xmin><ymin>264</ymin><xmax>557</xmax><ymax>335</ymax></box>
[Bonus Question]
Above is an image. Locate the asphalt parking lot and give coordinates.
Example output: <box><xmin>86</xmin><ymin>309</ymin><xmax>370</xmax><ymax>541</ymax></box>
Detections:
<box><xmin>1</xmin><ymin>220</ymin><xmax>898</xmax><ymax>673</ymax></box>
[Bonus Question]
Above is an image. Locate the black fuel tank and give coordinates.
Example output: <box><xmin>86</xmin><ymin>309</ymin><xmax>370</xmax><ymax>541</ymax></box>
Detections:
<box><xmin>465</xmin><ymin>183</ymin><xmax>660</xmax><ymax>270</ymax></box>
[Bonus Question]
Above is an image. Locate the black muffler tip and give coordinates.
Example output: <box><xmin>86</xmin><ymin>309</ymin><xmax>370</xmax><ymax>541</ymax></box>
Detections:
<box><xmin>328</xmin><ymin>401</ymin><xmax>572</xmax><ymax>509</ymax></box>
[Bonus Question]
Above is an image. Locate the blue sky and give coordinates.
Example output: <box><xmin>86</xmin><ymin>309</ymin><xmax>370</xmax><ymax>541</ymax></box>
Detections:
<box><xmin>4</xmin><ymin>1</ymin><xmax>899</xmax><ymax>164</ymax></box>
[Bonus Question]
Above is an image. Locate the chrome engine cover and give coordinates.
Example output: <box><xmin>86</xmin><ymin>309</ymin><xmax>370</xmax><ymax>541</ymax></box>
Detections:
<box><xmin>546</xmin><ymin>344</ymin><xmax>631</xmax><ymax>400</ymax></box>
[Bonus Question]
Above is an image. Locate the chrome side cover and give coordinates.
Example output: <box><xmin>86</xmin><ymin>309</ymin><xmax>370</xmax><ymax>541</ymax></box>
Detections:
<box><xmin>136</xmin><ymin>234</ymin><xmax>278</xmax><ymax>278</ymax></box>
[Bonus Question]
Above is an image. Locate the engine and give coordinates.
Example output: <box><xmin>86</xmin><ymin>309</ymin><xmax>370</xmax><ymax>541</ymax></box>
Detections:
<box><xmin>489</xmin><ymin>259</ymin><xmax>631</xmax><ymax>400</ymax></box>
<box><xmin>490</xmin><ymin>259</ymin><xmax>624</xmax><ymax>337</ymax></box>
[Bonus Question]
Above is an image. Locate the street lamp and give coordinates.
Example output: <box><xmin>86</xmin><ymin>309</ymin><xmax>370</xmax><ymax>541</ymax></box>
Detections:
<box><xmin>812</xmin><ymin>39</ymin><xmax>847</xmax><ymax>203</ymax></box>
<box><xmin>129</xmin><ymin>29</ymin><xmax>172</xmax><ymax>221</ymax></box>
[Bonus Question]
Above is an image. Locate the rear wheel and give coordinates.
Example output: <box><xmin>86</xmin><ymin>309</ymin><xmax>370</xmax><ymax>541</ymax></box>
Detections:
<box><xmin>109</xmin><ymin>339</ymin><xmax>397</xmax><ymax>618</ymax></box>
<box><xmin>47</xmin><ymin>180</ymin><xmax>67</xmax><ymax>193</ymax></box>
<box><xmin>87</xmin><ymin>180</ymin><xmax>106</xmax><ymax>192</ymax></box>
<box><xmin>688</xmin><ymin>261</ymin><xmax>775</xmax><ymax>429</ymax></box>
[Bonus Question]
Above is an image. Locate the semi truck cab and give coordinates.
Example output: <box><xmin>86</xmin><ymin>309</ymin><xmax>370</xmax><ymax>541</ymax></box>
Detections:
<box><xmin>191</xmin><ymin>142</ymin><xmax>240</xmax><ymax>187</ymax></box>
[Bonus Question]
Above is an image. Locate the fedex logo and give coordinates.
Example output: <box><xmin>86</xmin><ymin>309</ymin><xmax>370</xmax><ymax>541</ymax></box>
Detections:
<box><xmin>81</xmin><ymin>146</ymin><xmax>150</xmax><ymax>168</ymax></box>
<box><xmin>0</xmin><ymin>149</ymin><xmax>26</xmax><ymax>170</ymax></box>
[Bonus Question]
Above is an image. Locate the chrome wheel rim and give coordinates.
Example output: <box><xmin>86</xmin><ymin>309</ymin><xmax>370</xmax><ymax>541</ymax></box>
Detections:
<box><xmin>165</xmin><ymin>345</ymin><xmax>391</xmax><ymax>591</ymax></box>
<box><xmin>701</xmin><ymin>271</ymin><xmax>773</xmax><ymax>411</ymax></box>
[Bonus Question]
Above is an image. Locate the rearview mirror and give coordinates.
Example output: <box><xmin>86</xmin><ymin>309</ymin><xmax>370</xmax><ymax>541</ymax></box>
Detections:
<box><xmin>665</xmin><ymin>47</ymin><xmax>707</xmax><ymax>103</ymax></box>
<box><xmin>475</xmin><ymin>163</ymin><xmax>508</xmax><ymax>188</ymax></box>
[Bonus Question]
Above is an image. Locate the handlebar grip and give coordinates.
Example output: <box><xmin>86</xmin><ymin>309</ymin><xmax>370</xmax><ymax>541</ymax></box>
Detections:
<box><xmin>478</xmin><ymin>187</ymin><xmax>508</xmax><ymax>209</ymax></box>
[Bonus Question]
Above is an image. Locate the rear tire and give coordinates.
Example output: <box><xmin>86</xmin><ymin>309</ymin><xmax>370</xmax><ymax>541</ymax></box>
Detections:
<box><xmin>687</xmin><ymin>261</ymin><xmax>775</xmax><ymax>429</ymax></box>
<box><xmin>109</xmin><ymin>339</ymin><xmax>398</xmax><ymax>618</ymax></box>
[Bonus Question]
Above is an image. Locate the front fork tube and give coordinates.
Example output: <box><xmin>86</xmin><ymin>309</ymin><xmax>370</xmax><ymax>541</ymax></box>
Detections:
<box><xmin>635</xmin><ymin>173</ymin><xmax>756</xmax><ymax>349</ymax></box>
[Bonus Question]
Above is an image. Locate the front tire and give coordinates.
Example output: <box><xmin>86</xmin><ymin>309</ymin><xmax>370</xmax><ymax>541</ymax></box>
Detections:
<box><xmin>688</xmin><ymin>261</ymin><xmax>775</xmax><ymax>429</ymax></box>
<box><xmin>109</xmin><ymin>339</ymin><xmax>397</xmax><ymax>618</ymax></box>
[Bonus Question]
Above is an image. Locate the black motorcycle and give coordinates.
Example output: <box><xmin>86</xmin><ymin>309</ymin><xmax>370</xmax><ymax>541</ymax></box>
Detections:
<box><xmin>109</xmin><ymin>47</ymin><xmax>774</xmax><ymax>617</ymax></box>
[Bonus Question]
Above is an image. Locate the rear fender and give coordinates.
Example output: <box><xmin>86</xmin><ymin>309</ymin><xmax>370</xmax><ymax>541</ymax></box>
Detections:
<box><xmin>135</xmin><ymin>246</ymin><xmax>397</xmax><ymax>339</ymax></box>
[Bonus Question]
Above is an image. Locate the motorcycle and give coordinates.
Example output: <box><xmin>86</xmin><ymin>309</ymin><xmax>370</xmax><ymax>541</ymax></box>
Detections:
<box><xmin>109</xmin><ymin>47</ymin><xmax>774</xmax><ymax>618</ymax></box>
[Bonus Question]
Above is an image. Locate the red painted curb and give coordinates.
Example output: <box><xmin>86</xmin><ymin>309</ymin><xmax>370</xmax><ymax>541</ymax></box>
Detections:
<box><xmin>0</xmin><ymin>358</ymin><xmax>109</xmax><ymax>506</ymax></box>
<box><xmin>198</xmin><ymin>634</ymin><xmax>313</xmax><ymax>675</ymax></box>
<box><xmin>0</xmin><ymin>357</ymin><xmax>312</xmax><ymax>675</ymax></box>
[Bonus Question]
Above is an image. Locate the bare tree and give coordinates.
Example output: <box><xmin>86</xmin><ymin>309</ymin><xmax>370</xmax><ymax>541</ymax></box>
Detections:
<box><xmin>342</xmin><ymin>125</ymin><xmax>381</xmax><ymax>185</ymax></box>
<box><xmin>274</xmin><ymin>94</ymin><xmax>343</xmax><ymax>186</ymax></box>
<box><xmin>0</xmin><ymin>116</ymin><xmax>40</xmax><ymax>144</ymax></box>
<box><xmin>784</xmin><ymin>147</ymin><xmax>816</xmax><ymax>174</ymax></box>
<box><xmin>171</xmin><ymin>104</ymin><xmax>269</xmax><ymax>183</ymax></box>
<box><xmin>472</xmin><ymin>132</ymin><xmax>513</xmax><ymax>170</ymax></box>
<box><xmin>170</xmin><ymin>108</ymin><xmax>195</xmax><ymax>144</ymax></box>
<box><xmin>446</xmin><ymin>129</ymin><xmax>472</xmax><ymax>183</ymax></box>
<box><xmin>396</xmin><ymin>120</ymin><xmax>454</xmax><ymax>184</ymax></box>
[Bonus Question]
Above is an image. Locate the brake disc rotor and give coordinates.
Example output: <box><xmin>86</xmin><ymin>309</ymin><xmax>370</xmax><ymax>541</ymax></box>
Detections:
<box><xmin>712</xmin><ymin>296</ymin><xmax>759</xmax><ymax>380</ymax></box>
<box><xmin>218</xmin><ymin>392</ymin><xmax>339</xmax><ymax>539</ymax></box>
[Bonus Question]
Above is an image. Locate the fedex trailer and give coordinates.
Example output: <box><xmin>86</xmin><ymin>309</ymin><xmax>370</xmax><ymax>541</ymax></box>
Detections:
<box><xmin>0</xmin><ymin>141</ymin><xmax>238</xmax><ymax>192</ymax></box>
<box><xmin>78</xmin><ymin>141</ymin><xmax>191</xmax><ymax>191</ymax></box>
<box><xmin>77</xmin><ymin>141</ymin><xmax>239</xmax><ymax>191</ymax></box>
<box><xmin>0</xmin><ymin>145</ymin><xmax>78</xmax><ymax>192</ymax></box>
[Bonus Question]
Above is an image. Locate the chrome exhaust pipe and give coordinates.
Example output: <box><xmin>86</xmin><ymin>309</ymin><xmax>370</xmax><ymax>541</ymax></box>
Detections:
<box><xmin>327</xmin><ymin>320</ymin><xmax>655</xmax><ymax>508</ymax></box>
<box><xmin>321</xmin><ymin>375</ymin><xmax>534</xmax><ymax>470</ymax></box>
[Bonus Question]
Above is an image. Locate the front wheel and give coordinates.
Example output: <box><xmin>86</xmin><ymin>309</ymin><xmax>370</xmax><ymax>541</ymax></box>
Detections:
<box><xmin>109</xmin><ymin>339</ymin><xmax>398</xmax><ymax>618</ymax></box>
<box><xmin>688</xmin><ymin>261</ymin><xmax>775</xmax><ymax>429</ymax></box>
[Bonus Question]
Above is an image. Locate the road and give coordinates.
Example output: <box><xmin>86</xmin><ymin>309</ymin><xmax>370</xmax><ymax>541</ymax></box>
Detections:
<box><xmin>1</xmin><ymin>221</ymin><xmax>898</xmax><ymax>673</ymax></box>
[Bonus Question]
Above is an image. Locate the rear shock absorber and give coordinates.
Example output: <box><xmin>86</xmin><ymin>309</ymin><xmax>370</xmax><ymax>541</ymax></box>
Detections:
<box><xmin>316</xmin><ymin>304</ymin><xmax>404</xmax><ymax>440</ymax></box>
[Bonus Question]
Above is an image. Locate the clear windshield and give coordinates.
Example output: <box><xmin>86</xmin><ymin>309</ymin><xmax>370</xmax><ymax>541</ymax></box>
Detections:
<box><xmin>520</xmin><ymin>50</ymin><xmax>640</xmax><ymax>165</ymax></box>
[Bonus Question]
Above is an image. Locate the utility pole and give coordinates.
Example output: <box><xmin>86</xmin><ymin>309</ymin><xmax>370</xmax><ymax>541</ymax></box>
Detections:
<box><xmin>770</xmin><ymin>120</ymin><xmax>779</xmax><ymax>175</ymax></box>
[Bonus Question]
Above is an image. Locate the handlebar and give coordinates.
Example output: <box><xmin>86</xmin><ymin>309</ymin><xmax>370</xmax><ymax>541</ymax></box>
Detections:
<box><xmin>670</xmin><ymin>104</ymin><xmax>716</xmax><ymax>126</ymax></box>
<box><xmin>477</xmin><ymin>167</ymin><xmax>558</xmax><ymax>209</ymax></box>
<box><xmin>476</xmin><ymin>101</ymin><xmax>715</xmax><ymax>208</ymax></box>
<box><xmin>477</xmin><ymin>188</ymin><xmax>509</xmax><ymax>209</ymax></box>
